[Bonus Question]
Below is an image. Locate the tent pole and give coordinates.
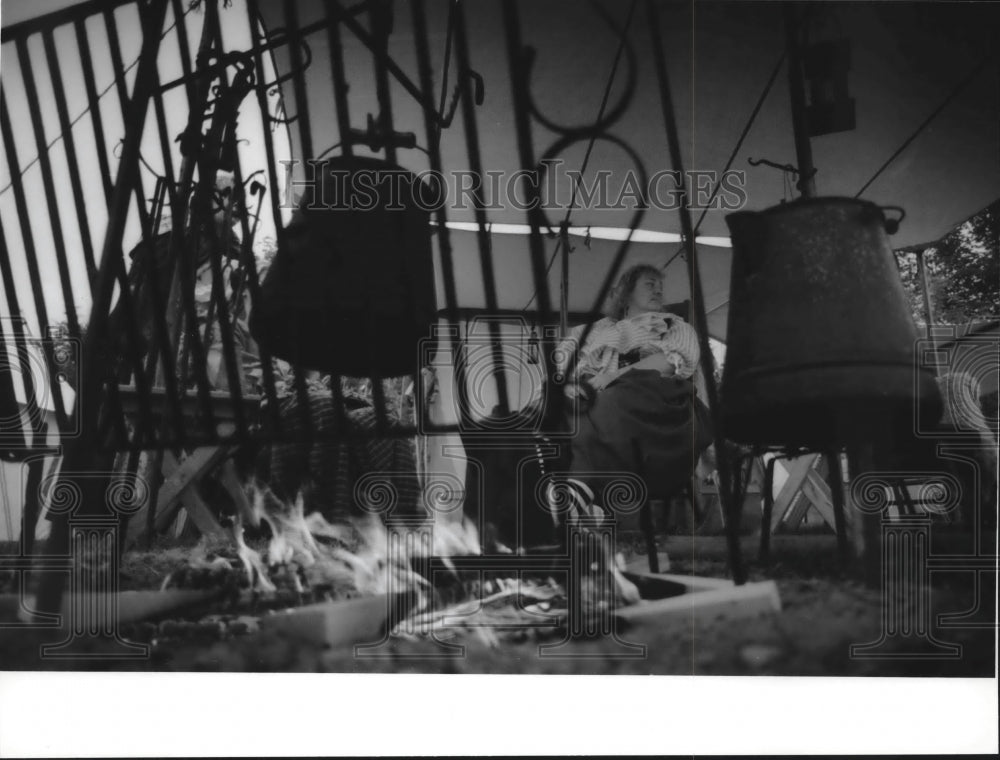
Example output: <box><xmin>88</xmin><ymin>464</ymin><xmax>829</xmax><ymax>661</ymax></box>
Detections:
<box><xmin>783</xmin><ymin>2</ymin><xmax>817</xmax><ymax>197</ymax></box>
<box><xmin>559</xmin><ymin>224</ymin><xmax>570</xmax><ymax>335</ymax></box>
<box><xmin>647</xmin><ymin>0</ymin><xmax>746</xmax><ymax>585</ymax></box>
<box><xmin>916</xmin><ymin>248</ymin><xmax>937</xmax><ymax>326</ymax></box>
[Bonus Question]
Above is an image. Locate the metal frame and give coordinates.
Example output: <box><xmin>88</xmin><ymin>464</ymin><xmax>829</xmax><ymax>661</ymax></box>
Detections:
<box><xmin>1</xmin><ymin>0</ymin><xmax>749</xmax><ymax>615</ymax></box>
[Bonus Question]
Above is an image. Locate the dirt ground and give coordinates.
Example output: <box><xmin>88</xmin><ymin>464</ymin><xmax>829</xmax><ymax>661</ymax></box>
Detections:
<box><xmin>1</xmin><ymin>530</ymin><xmax>995</xmax><ymax>675</ymax></box>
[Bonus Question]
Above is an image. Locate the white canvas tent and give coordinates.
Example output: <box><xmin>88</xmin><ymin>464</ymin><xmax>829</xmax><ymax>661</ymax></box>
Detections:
<box><xmin>258</xmin><ymin>0</ymin><xmax>1000</xmax><ymax>343</ymax></box>
<box><xmin>1</xmin><ymin>0</ymin><xmax>998</xmax><ymax>534</ymax></box>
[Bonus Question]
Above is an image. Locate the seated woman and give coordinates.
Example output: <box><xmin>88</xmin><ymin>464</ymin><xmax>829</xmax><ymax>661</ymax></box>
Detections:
<box><xmin>557</xmin><ymin>264</ymin><xmax>713</xmax><ymax>516</ymax></box>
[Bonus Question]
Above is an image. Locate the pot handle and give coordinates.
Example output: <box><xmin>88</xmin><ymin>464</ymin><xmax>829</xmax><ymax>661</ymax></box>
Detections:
<box><xmin>881</xmin><ymin>205</ymin><xmax>906</xmax><ymax>235</ymax></box>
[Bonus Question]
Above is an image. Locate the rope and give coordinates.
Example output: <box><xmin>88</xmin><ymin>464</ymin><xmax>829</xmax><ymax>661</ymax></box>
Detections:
<box><xmin>522</xmin><ymin>0</ymin><xmax>639</xmax><ymax>313</ymax></box>
<box><xmin>661</xmin><ymin>51</ymin><xmax>786</xmax><ymax>272</ymax></box>
<box><xmin>854</xmin><ymin>52</ymin><xmax>997</xmax><ymax>198</ymax></box>
<box><xmin>0</xmin><ymin>1</ymin><xmax>200</xmax><ymax>197</ymax></box>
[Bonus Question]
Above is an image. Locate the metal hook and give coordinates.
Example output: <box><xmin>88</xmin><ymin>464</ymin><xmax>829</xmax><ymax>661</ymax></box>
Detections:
<box><xmin>748</xmin><ymin>156</ymin><xmax>800</xmax><ymax>175</ymax></box>
<box><xmin>255</xmin><ymin>29</ymin><xmax>314</xmax><ymax>91</ymax></box>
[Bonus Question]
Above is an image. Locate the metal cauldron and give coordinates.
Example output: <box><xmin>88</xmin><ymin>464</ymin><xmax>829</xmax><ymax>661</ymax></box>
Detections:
<box><xmin>251</xmin><ymin>155</ymin><xmax>438</xmax><ymax>378</ymax></box>
<box><xmin>721</xmin><ymin>197</ymin><xmax>942</xmax><ymax>448</ymax></box>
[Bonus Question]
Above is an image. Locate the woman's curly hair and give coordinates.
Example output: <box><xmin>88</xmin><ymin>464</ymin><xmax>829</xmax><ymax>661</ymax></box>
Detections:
<box><xmin>605</xmin><ymin>264</ymin><xmax>664</xmax><ymax>320</ymax></box>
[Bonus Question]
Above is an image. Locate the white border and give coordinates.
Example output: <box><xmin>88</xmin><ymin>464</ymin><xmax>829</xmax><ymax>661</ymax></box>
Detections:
<box><xmin>1</xmin><ymin>673</ymin><xmax>998</xmax><ymax>756</ymax></box>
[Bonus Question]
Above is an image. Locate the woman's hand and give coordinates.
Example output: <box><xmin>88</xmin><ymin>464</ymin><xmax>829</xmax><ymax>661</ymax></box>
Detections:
<box><xmin>630</xmin><ymin>353</ymin><xmax>677</xmax><ymax>376</ymax></box>
<box><xmin>587</xmin><ymin>370</ymin><xmax>621</xmax><ymax>392</ymax></box>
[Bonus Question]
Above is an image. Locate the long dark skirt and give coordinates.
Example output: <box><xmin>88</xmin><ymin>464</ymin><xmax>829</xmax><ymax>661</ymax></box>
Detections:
<box><xmin>570</xmin><ymin>370</ymin><xmax>712</xmax><ymax>507</ymax></box>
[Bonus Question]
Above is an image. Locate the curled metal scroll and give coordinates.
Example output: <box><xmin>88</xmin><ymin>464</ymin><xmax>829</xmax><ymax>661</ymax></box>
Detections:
<box><xmin>519</xmin><ymin>0</ymin><xmax>637</xmax><ymax>137</ymax></box>
<box><xmin>536</xmin><ymin>131</ymin><xmax>650</xmax><ymax>234</ymax></box>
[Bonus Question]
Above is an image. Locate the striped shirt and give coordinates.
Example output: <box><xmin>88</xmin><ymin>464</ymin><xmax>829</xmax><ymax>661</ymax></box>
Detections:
<box><xmin>557</xmin><ymin>312</ymin><xmax>701</xmax><ymax>382</ymax></box>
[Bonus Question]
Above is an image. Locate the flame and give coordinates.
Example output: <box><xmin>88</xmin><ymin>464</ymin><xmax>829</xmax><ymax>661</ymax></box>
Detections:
<box><xmin>166</xmin><ymin>481</ymin><xmax>640</xmax><ymax>647</ymax></box>
<box><xmin>242</xmin><ymin>484</ymin><xmax>484</xmax><ymax>606</ymax></box>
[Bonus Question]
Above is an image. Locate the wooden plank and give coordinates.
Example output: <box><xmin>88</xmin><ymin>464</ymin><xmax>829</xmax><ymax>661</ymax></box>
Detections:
<box><xmin>775</xmin><ymin>455</ymin><xmax>848</xmax><ymax>532</ymax></box>
<box><xmin>615</xmin><ymin>579</ymin><xmax>781</xmax><ymax>626</ymax></box>
<box><xmin>260</xmin><ymin>594</ymin><xmax>411</xmax><ymax>649</ymax></box>
<box><xmin>153</xmin><ymin>447</ymin><xmax>230</xmax><ymax>532</ymax></box>
<box><xmin>176</xmin><ymin>485</ymin><xmax>225</xmax><ymax>539</ymax></box>
<box><xmin>621</xmin><ymin>567</ymin><xmax>734</xmax><ymax>593</ymax></box>
<box><xmin>799</xmin><ymin>470</ymin><xmax>837</xmax><ymax>528</ymax></box>
<box><xmin>116</xmin><ymin>384</ymin><xmax>260</xmax><ymax>424</ymax></box>
<box><xmin>5</xmin><ymin>589</ymin><xmax>222</xmax><ymax>626</ymax></box>
<box><xmin>769</xmin><ymin>453</ymin><xmax>821</xmax><ymax>531</ymax></box>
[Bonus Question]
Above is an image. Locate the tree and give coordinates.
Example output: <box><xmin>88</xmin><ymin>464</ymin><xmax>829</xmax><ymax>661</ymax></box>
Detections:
<box><xmin>896</xmin><ymin>201</ymin><xmax>999</xmax><ymax>326</ymax></box>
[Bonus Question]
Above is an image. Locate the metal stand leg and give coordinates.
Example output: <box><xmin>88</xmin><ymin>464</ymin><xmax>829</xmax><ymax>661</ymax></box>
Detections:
<box><xmin>826</xmin><ymin>449</ymin><xmax>850</xmax><ymax>564</ymax></box>
<box><xmin>759</xmin><ymin>456</ymin><xmax>778</xmax><ymax>563</ymax></box>
<box><xmin>640</xmin><ymin>500</ymin><xmax>659</xmax><ymax>573</ymax></box>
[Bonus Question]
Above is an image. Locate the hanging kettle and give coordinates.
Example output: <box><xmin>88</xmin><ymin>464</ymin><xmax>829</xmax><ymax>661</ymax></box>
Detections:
<box><xmin>720</xmin><ymin>197</ymin><xmax>942</xmax><ymax>448</ymax></box>
<box><xmin>251</xmin><ymin>155</ymin><xmax>438</xmax><ymax>378</ymax></box>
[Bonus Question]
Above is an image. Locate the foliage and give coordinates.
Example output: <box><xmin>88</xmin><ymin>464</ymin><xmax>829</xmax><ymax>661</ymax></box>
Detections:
<box><xmin>896</xmin><ymin>202</ymin><xmax>999</xmax><ymax>325</ymax></box>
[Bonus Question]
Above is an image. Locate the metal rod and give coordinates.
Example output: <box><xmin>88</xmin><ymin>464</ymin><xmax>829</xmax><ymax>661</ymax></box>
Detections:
<box><xmin>916</xmin><ymin>248</ymin><xmax>937</xmax><ymax>326</ymax></box>
<box><xmin>109</xmin><ymin>252</ymin><xmax>160</xmax><ymax>446</ymax></box>
<box><xmin>163</xmin><ymin>1</ymin><xmax>223</xmax><ymax>434</ymax></box>
<box><xmin>560</xmin><ymin>227</ymin><xmax>570</xmax><ymax>337</ymax></box>
<box><xmin>273</xmin><ymin>0</ymin><xmax>318</xmax><ymax>464</ymax></box>
<box><xmin>325</xmin><ymin>3</ymin><xmax>355</xmax><ymax>157</ymax></box>
<box><xmin>782</xmin><ymin>2</ymin><xmax>817</xmax><ymax>198</ymax></box>
<box><xmin>453</xmin><ymin>0</ymin><xmax>510</xmax><ymax>417</ymax></box>
<box><xmin>218</xmin><ymin>32</ymin><xmax>280</xmax><ymax>434</ymax></box>
<box><xmin>16</xmin><ymin>38</ymin><xmax>82</xmax><ymax>340</ymax></box>
<box><xmin>150</xmin><ymin>74</ymin><xmax>178</xmax><ymax>206</ymax></box>
<box><xmin>199</xmin><ymin>0</ymin><xmax>249</xmax><ymax>429</ymax></box>
<box><xmin>329</xmin><ymin>0</ymin><xmax>448</xmax><ymax>126</ymax></box>
<box><xmin>284</xmin><ymin>0</ymin><xmax>314</xmax><ymax>160</ymax></box>
<box><xmin>0</xmin><ymin>93</ymin><xmax>71</xmax><ymax>430</ymax></box>
<box><xmin>41</xmin><ymin>29</ymin><xmax>96</xmax><ymax>282</ymax></box>
<box><xmin>35</xmin><ymin>0</ymin><xmax>171</xmax><ymax>617</ymax></box>
<box><xmin>411</xmin><ymin>0</ymin><xmax>465</xmax><ymax>427</ymax></box>
<box><xmin>0</xmin><ymin>222</ymin><xmax>44</xmax><ymax>447</ymax></box>
<box><xmin>647</xmin><ymin>0</ymin><xmax>746</xmax><ymax>584</ymax></box>
<box><xmin>74</xmin><ymin>18</ymin><xmax>115</xmax><ymax>203</ymax></box>
<box><xmin>825</xmin><ymin>449</ymin><xmax>850</xmax><ymax>564</ymax></box>
<box><xmin>501</xmin><ymin>0</ymin><xmax>561</xmax><ymax>427</ymax></box>
<box><xmin>370</xmin><ymin>0</ymin><xmax>398</xmax><ymax>166</ymax></box>
<box><xmin>247</xmin><ymin>0</ymin><xmax>302</xmax><ymax>442</ymax></box>
<box><xmin>759</xmin><ymin>455</ymin><xmax>778</xmax><ymax>563</ymax></box>
<box><xmin>142</xmin><ymin>115</ymin><xmax>189</xmax><ymax>437</ymax></box>
<box><xmin>104</xmin><ymin>7</ymin><xmax>151</xmax><ymax>232</ymax></box>
<box><xmin>368</xmin><ymin>0</ymin><xmax>399</xmax><ymax>439</ymax></box>
<box><xmin>169</xmin><ymin>0</ymin><xmax>197</xmax><ymax>107</ymax></box>
<box><xmin>0</xmin><ymin>0</ymin><xmax>135</xmax><ymax>42</ymax></box>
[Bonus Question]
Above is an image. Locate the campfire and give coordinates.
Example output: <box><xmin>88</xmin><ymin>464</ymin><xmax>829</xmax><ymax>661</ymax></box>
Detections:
<box><xmin>153</xmin><ymin>484</ymin><xmax>652</xmax><ymax>650</ymax></box>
